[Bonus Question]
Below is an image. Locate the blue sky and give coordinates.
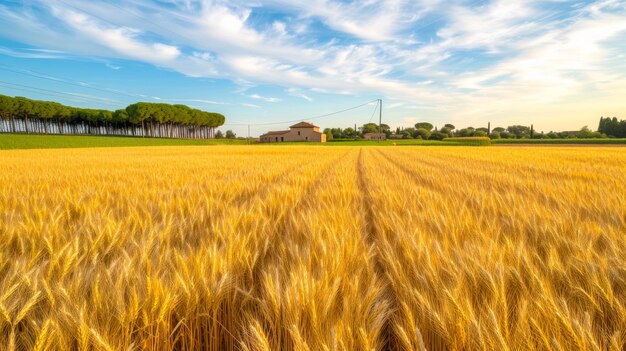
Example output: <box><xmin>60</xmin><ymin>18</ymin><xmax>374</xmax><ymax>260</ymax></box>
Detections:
<box><xmin>1</xmin><ymin>0</ymin><xmax>625</xmax><ymax>136</ymax></box>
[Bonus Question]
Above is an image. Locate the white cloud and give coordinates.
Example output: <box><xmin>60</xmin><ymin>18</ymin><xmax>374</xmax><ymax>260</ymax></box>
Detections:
<box><xmin>262</xmin><ymin>0</ymin><xmax>435</xmax><ymax>41</ymax></box>
<box><xmin>246</xmin><ymin>93</ymin><xmax>281</xmax><ymax>103</ymax></box>
<box><xmin>0</xmin><ymin>46</ymin><xmax>70</xmax><ymax>59</ymax></box>
<box><xmin>105</xmin><ymin>63</ymin><xmax>122</xmax><ymax>70</ymax></box>
<box><xmin>287</xmin><ymin>88</ymin><xmax>313</xmax><ymax>102</ymax></box>
<box><xmin>54</xmin><ymin>6</ymin><xmax>181</xmax><ymax>63</ymax></box>
<box><xmin>447</xmin><ymin>6</ymin><xmax>626</xmax><ymax>123</ymax></box>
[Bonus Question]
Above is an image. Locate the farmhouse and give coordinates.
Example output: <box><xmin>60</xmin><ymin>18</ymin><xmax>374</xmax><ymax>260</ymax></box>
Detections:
<box><xmin>363</xmin><ymin>133</ymin><xmax>386</xmax><ymax>141</ymax></box>
<box><xmin>260</xmin><ymin>122</ymin><xmax>327</xmax><ymax>143</ymax></box>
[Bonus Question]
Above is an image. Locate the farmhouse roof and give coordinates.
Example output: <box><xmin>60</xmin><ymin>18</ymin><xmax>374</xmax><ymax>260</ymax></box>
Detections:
<box><xmin>289</xmin><ymin>121</ymin><xmax>318</xmax><ymax>128</ymax></box>
<box><xmin>364</xmin><ymin>133</ymin><xmax>386</xmax><ymax>136</ymax></box>
<box><xmin>260</xmin><ymin>130</ymin><xmax>290</xmax><ymax>136</ymax></box>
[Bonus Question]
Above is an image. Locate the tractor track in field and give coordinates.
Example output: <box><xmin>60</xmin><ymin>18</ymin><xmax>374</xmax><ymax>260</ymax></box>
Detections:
<box><xmin>375</xmin><ymin>148</ymin><xmax>564</xmax><ymax>208</ymax></box>
<box><xmin>373</xmin><ymin>148</ymin><xmax>447</xmax><ymax>196</ymax></box>
<box><xmin>202</xmin><ymin>150</ymin><xmax>351</xmax><ymax>349</ymax></box>
<box><xmin>207</xmin><ymin>152</ymin><xmax>347</xmax><ymax>229</ymax></box>
<box><xmin>247</xmin><ymin>150</ymin><xmax>352</xmax><ymax>285</ymax></box>
<box><xmin>356</xmin><ymin>148</ymin><xmax>400</xmax><ymax>351</ymax></box>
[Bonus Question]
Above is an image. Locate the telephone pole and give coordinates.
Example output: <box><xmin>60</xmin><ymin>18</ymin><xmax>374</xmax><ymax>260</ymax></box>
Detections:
<box><xmin>378</xmin><ymin>99</ymin><xmax>383</xmax><ymax>142</ymax></box>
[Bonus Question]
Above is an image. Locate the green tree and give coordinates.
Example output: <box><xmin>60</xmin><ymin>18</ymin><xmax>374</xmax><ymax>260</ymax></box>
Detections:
<box><xmin>507</xmin><ymin>125</ymin><xmax>530</xmax><ymax>138</ymax></box>
<box><xmin>113</xmin><ymin>109</ymin><xmax>129</xmax><ymax>134</ymax></box>
<box><xmin>380</xmin><ymin>124</ymin><xmax>391</xmax><ymax>137</ymax></box>
<box><xmin>474</xmin><ymin>130</ymin><xmax>488</xmax><ymax>137</ymax></box>
<box><xmin>14</xmin><ymin>97</ymin><xmax>34</xmax><ymax>134</ymax></box>
<box><xmin>325</xmin><ymin>129</ymin><xmax>334</xmax><ymax>141</ymax></box>
<box><xmin>215</xmin><ymin>130</ymin><xmax>224</xmax><ymax>139</ymax></box>
<box><xmin>429</xmin><ymin>131</ymin><xmax>447</xmax><ymax>140</ymax></box>
<box><xmin>360</xmin><ymin>123</ymin><xmax>379</xmax><ymax>136</ymax></box>
<box><xmin>456</xmin><ymin>128</ymin><xmax>475</xmax><ymax>137</ymax></box>
<box><xmin>415</xmin><ymin>122</ymin><xmax>434</xmax><ymax>131</ymax></box>
<box><xmin>489</xmin><ymin>131</ymin><xmax>501</xmax><ymax>139</ymax></box>
<box><xmin>343</xmin><ymin>127</ymin><xmax>357</xmax><ymax>138</ymax></box>
<box><xmin>498</xmin><ymin>131</ymin><xmax>512</xmax><ymax>139</ymax></box>
<box><xmin>414</xmin><ymin>128</ymin><xmax>431</xmax><ymax>140</ymax></box>
<box><xmin>440</xmin><ymin>127</ymin><xmax>453</xmax><ymax>137</ymax></box>
<box><xmin>401</xmin><ymin>128</ymin><xmax>415</xmax><ymax>139</ymax></box>
<box><xmin>613</xmin><ymin>118</ymin><xmax>623</xmax><ymax>137</ymax></box>
<box><xmin>576</xmin><ymin>126</ymin><xmax>605</xmax><ymax>138</ymax></box>
<box><xmin>599</xmin><ymin>117</ymin><xmax>626</xmax><ymax>138</ymax></box>
<box><xmin>546</xmin><ymin>132</ymin><xmax>558</xmax><ymax>139</ymax></box>
<box><xmin>225</xmin><ymin>130</ymin><xmax>236</xmax><ymax>138</ymax></box>
<box><xmin>0</xmin><ymin>95</ymin><xmax>224</xmax><ymax>139</ymax></box>
<box><xmin>328</xmin><ymin>128</ymin><xmax>342</xmax><ymax>139</ymax></box>
<box><xmin>0</xmin><ymin>95</ymin><xmax>16</xmax><ymax>132</ymax></box>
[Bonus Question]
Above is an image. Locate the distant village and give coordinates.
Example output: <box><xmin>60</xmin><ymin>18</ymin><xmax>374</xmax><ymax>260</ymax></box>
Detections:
<box><xmin>215</xmin><ymin>118</ymin><xmax>621</xmax><ymax>142</ymax></box>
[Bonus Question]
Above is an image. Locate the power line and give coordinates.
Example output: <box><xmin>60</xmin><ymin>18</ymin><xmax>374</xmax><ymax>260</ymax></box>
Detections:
<box><xmin>368</xmin><ymin>100</ymin><xmax>379</xmax><ymax>124</ymax></box>
<box><xmin>0</xmin><ymin>81</ymin><xmax>123</xmax><ymax>107</ymax></box>
<box><xmin>256</xmin><ymin>99</ymin><xmax>379</xmax><ymax>126</ymax></box>
<box><xmin>0</xmin><ymin>84</ymin><xmax>96</xmax><ymax>104</ymax></box>
<box><xmin>0</xmin><ymin>65</ymin><xmax>146</xmax><ymax>100</ymax></box>
<box><xmin>222</xmin><ymin>99</ymin><xmax>381</xmax><ymax>140</ymax></box>
<box><xmin>0</xmin><ymin>65</ymin><xmax>245</xmax><ymax>107</ymax></box>
<box><xmin>0</xmin><ymin>66</ymin><xmax>383</xmax><ymax>127</ymax></box>
<box><xmin>223</xmin><ymin>99</ymin><xmax>379</xmax><ymax>127</ymax></box>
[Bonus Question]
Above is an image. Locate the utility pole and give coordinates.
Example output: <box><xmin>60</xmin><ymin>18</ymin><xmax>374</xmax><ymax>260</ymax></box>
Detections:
<box><xmin>248</xmin><ymin>124</ymin><xmax>250</xmax><ymax>144</ymax></box>
<box><xmin>378</xmin><ymin>99</ymin><xmax>383</xmax><ymax>142</ymax></box>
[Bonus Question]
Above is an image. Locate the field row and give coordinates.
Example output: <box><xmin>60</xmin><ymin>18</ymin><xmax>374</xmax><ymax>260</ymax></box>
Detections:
<box><xmin>1</xmin><ymin>145</ymin><xmax>625</xmax><ymax>350</ymax></box>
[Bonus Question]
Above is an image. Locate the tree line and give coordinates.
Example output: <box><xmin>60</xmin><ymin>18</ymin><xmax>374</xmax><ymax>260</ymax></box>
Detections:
<box><xmin>215</xmin><ymin>130</ymin><xmax>236</xmax><ymax>139</ymax></box>
<box><xmin>324</xmin><ymin>119</ymin><xmax>618</xmax><ymax>141</ymax></box>
<box><xmin>0</xmin><ymin>95</ymin><xmax>225</xmax><ymax>139</ymax></box>
<box><xmin>598</xmin><ymin>117</ymin><xmax>626</xmax><ymax>138</ymax></box>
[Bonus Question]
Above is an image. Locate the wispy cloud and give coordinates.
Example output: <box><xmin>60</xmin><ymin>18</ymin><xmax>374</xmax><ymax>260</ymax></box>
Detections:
<box><xmin>287</xmin><ymin>88</ymin><xmax>313</xmax><ymax>102</ymax></box>
<box><xmin>105</xmin><ymin>62</ymin><xmax>122</xmax><ymax>70</ymax></box>
<box><xmin>245</xmin><ymin>93</ymin><xmax>281</xmax><ymax>103</ymax></box>
<box><xmin>0</xmin><ymin>46</ymin><xmax>70</xmax><ymax>59</ymax></box>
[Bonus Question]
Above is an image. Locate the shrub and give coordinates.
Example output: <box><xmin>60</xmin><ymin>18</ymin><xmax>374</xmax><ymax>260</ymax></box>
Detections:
<box><xmin>414</xmin><ymin>128</ymin><xmax>431</xmax><ymax>140</ymax></box>
<box><xmin>474</xmin><ymin>130</ymin><xmax>488</xmax><ymax>137</ymax></box>
<box><xmin>429</xmin><ymin>131</ymin><xmax>448</xmax><ymax>140</ymax></box>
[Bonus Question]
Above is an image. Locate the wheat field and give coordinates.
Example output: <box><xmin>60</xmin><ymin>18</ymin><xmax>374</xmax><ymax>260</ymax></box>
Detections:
<box><xmin>1</xmin><ymin>145</ymin><xmax>625</xmax><ymax>350</ymax></box>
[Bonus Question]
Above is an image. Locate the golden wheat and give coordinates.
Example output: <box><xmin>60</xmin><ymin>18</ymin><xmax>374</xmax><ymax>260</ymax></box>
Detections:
<box><xmin>0</xmin><ymin>145</ymin><xmax>625</xmax><ymax>350</ymax></box>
